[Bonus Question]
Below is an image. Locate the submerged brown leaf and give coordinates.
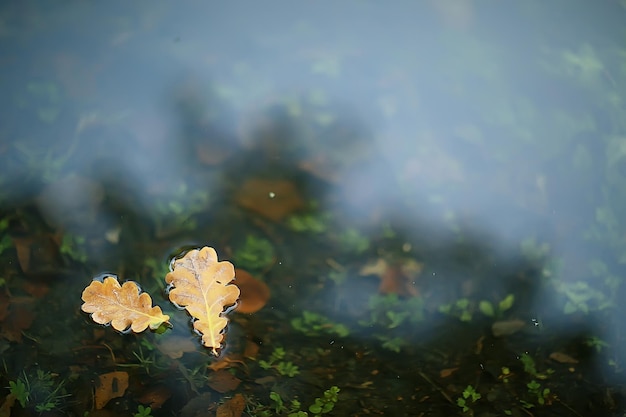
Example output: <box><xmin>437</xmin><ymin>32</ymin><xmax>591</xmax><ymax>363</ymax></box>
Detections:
<box><xmin>216</xmin><ymin>393</ymin><xmax>245</xmax><ymax>417</ymax></box>
<box><xmin>166</xmin><ymin>247</ymin><xmax>240</xmax><ymax>355</ymax></box>
<box><xmin>95</xmin><ymin>371</ymin><xmax>129</xmax><ymax>410</ymax></box>
<box><xmin>0</xmin><ymin>295</ymin><xmax>35</xmax><ymax>343</ymax></box>
<box><xmin>359</xmin><ymin>258</ymin><xmax>422</xmax><ymax>296</ymax></box>
<box><xmin>235</xmin><ymin>178</ymin><xmax>305</xmax><ymax>221</ymax></box>
<box><xmin>81</xmin><ymin>276</ymin><xmax>170</xmax><ymax>333</ymax></box>
<box><xmin>208</xmin><ymin>369</ymin><xmax>241</xmax><ymax>393</ymax></box>
<box><xmin>234</xmin><ymin>268</ymin><xmax>270</xmax><ymax>314</ymax></box>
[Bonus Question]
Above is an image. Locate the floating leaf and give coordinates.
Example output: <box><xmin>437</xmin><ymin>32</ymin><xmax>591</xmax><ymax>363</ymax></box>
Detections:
<box><xmin>81</xmin><ymin>276</ymin><xmax>170</xmax><ymax>333</ymax></box>
<box><xmin>166</xmin><ymin>247</ymin><xmax>240</xmax><ymax>355</ymax></box>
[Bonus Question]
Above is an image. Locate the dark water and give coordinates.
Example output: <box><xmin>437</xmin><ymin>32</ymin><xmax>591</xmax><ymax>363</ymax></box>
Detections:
<box><xmin>1</xmin><ymin>1</ymin><xmax>626</xmax><ymax>416</ymax></box>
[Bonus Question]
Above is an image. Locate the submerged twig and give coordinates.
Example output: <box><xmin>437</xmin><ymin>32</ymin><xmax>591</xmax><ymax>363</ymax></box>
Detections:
<box><xmin>417</xmin><ymin>370</ymin><xmax>455</xmax><ymax>405</ymax></box>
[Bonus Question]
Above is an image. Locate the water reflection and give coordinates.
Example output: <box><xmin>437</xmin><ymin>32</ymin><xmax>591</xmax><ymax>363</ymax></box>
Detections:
<box><xmin>1</xmin><ymin>0</ymin><xmax>625</xmax><ymax>415</ymax></box>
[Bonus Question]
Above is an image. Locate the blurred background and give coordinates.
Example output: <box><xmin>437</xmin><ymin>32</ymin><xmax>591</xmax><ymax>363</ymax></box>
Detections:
<box><xmin>1</xmin><ymin>1</ymin><xmax>626</xmax><ymax>416</ymax></box>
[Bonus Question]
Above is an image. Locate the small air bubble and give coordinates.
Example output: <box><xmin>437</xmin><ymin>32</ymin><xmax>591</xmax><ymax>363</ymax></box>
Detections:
<box><xmin>269</xmin><ymin>192</ymin><xmax>276</xmax><ymax>198</ymax></box>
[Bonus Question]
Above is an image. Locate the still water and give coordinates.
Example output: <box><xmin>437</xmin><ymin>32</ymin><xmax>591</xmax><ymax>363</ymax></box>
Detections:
<box><xmin>1</xmin><ymin>1</ymin><xmax>625</xmax><ymax>416</ymax></box>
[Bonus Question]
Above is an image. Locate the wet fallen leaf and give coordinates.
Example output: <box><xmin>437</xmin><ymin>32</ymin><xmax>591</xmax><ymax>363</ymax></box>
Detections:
<box><xmin>208</xmin><ymin>370</ymin><xmax>241</xmax><ymax>393</ymax></box>
<box><xmin>439</xmin><ymin>367</ymin><xmax>459</xmax><ymax>378</ymax></box>
<box><xmin>11</xmin><ymin>233</ymin><xmax>61</xmax><ymax>276</ymax></box>
<box><xmin>136</xmin><ymin>385</ymin><xmax>172</xmax><ymax>410</ymax></box>
<box><xmin>207</xmin><ymin>353</ymin><xmax>246</xmax><ymax>372</ymax></box>
<box><xmin>0</xmin><ymin>292</ymin><xmax>9</xmax><ymax>321</ymax></box>
<box><xmin>549</xmin><ymin>351</ymin><xmax>579</xmax><ymax>364</ymax></box>
<box><xmin>234</xmin><ymin>269</ymin><xmax>270</xmax><ymax>314</ymax></box>
<box><xmin>0</xmin><ymin>299</ymin><xmax>35</xmax><ymax>343</ymax></box>
<box><xmin>180</xmin><ymin>392</ymin><xmax>212</xmax><ymax>417</ymax></box>
<box><xmin>22</xmin><ymin>280</ymin><xmax>50</xmax><ymax>298</ymax></box>
<box><xmin>254</xmin><ymin>375</ymin><xmax>277</xmax><ymax>385</ymax></box>
<box><xmin>197</xmin><ymin>142</ymin><xmax>235</xmax><ymax>166</ymax></box>
<box><xmin>359</xmin><ymin>258</ymin><xmax>422</xmax><ymax>296</ymax></box>
<box><xmin>81</xmin><ymin>276</ymin><xmax>170</xmax><ymax>333</ymax></box>
<box><xmin>95</xmin><ymin>371</ymin><xmax>129</xmax><ymax>409</ymax></box>
<box><xmin>157</xmin><ymin>335</ymin><xmax>197</xmax><ymax>359</ymax></box>
<box><xmin>491</xmin><ymin>319</ymin><xmax>526</xmax><ymax>337</ymax></box>
<box><xmin>0</xmin><ymin>392</ymin><xmax>15</xmax><ymax>417</ymax></box>
<box><xmin>216</xmin><ymin>393</ymin><xmax>245</xmax><ymax>417</ymax></box>
<box><xmin>243</xmin><ymin>339</ymin><xmax>260</xmax><ymax>359</ymax></box>
<box><xmin>166</xmin><ymin>247</ymin><xmax>240</xmax><ymax>355</ymax></box>
<box><xmin>37</xmin><ymin>175</ymin><xmax>104</xmax><ymax>231</ymax></box>
<box><xmin>235</xmin><ymin>178</ymin><xmax>305</xmax><ymax>221</ymax></box>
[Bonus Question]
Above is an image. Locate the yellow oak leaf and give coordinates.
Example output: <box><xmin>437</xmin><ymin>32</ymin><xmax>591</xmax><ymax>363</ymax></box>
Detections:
<box><xmin>166</xmin><ymin>247</ymin><xmax>240</xmax><ymax>355</ymax></box>
<box><xmin>81</xmin><ymin>276</ymin><xmax>170</xmax><ymax>333</ymax></box>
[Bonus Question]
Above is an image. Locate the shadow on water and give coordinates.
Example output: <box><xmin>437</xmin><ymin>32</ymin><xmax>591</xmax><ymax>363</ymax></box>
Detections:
<box><xmin>1</xmin><ymin>1</ymin><xmax>626</xmax><ymax>416</ymax></box>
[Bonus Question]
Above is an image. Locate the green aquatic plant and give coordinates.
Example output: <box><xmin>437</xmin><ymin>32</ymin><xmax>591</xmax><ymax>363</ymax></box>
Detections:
<box><xmin>60</xmin><ymin>234</ymin><xmax>87</xmax><ymax>263</ymax></box>
<box><xmin>143</xmin><ymin>257</ymin><xmax>170</xmax><ymax>291</ymax></box>
<box><xmin>259</xmin><ymin>347</ymin><xmax>300</xmax><ymax>377</ymax></box>
<box><xmin>499</xmin><ymin>367</ymin><xmax>512</xmax><ymax>384</ymax></box>
<box><xmin>134</xmin><ymin>405</ymin><xmax>153</xmax><ymax>417</ymax></box>
<box><xmin>456</xmin><ymin>384</ymin><xmax>481</xmax><ymax>413</ymax></box>
<box><xmin>286</xmin><ymin>211</ymin><xmax>331</xmax><ymax>234</ymax></box>
<box><xmin>8</xmin><ymin>370</ymin><xmax>70</xmax><ymax>413</ymax></box>
<box><xmin>327</xmin><ymin>269</ymin><xmax>348</xmax><ymax>285</ymax></box>
<box><xmin>0</xmin><ymin>217</ymin><xmax>12</xmax><ymax>257</ymax></box>
<box><xmin>520</xmin><ymin>238</ymin><xmax>550</xmax><ymax>262</ymax></box>
<box><xmin>557</xmin><ymin>280</ymin><xmax>612</xmax><ymax>314</ymax></box>
<box><xmin>258</xmin><ymin>387</ymin><xmax>339</xmax><ymax>417</ymax></box>
<box><xmin>308</xmin><ymin>386</ymin><xmax>339</xmax><ymax>416</ymax></box>
<box><xmin>233</xmin><ymin>235</ymin><xmax>275</xmax><ymax>271</ymax></box>
<box><xmin>18</xmin><ymin>81</ymin><xmax>63</xmax><ymax>123</ymax></box>
<box><xmin>478</xmin><ymin>294</ymin><xmax>515</xmax><ymax>318</ymax></box>
<box><xmin>335</xmin><ymin>227</ymin><xmax>370</xmax><ymax>254</ymax></box>
<box><xmin>376</xmin><ymin>335</ymin><xmax>405</xmax><ymax>353</ymax></box>
<box><xmin>359</xmin><ymin>294</ymin><xmax>425</xmax><ymax>352</ymax></box>
<box><xmin>439</xmin><ymin>298</ymin><xmax>473</xmax><ymax>322</ymax></box>
<box><xmin>585</xmin><ymin>336</ymin><xmax>609</xmax><ymax>352</ymax></box>
<box><xmin>9</xmin><ymin>379</ymin><xmax>28</xmax><ymax>408</ymax></box>
<box><xmin>116</xmin><ymin>345</ymin><xmax>160</xmax><ymax>375</ymax></box>
<box><xmin>291</xmin><ymin>311</ymin><xmax>349</xmax><ymax>337</ymax></box>
<box><xmin>519</xmin><ymin>353</ymin><xmax>553</xmax><ymax>380</ymax></box>
<box><xmin>360</xmin><ymin>294</ymin><xmax>424</xmax><ymax>328</ymax></box>
<box><xmin>523</xmin><ymin>380</ymin><xmax>552</xmax><ymax>407</ymax></box>
<box><xmin>151</xmin><ymin>182</ymin><xmax>210</xmax><ymax>236</ymax></box>
<box><xmin>268</xmin><ymin>392</ymin><xmax>306</xmax><ymax>416</ymax></box>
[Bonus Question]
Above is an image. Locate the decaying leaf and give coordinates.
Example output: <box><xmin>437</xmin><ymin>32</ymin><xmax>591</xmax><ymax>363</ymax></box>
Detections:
<box><xmin>359</xmin><ymin>258</ymin><xmax>422</xmax><ymax>296</ymax></box>
<box><xmin>0</xmin><ymin>392</ymin><xmax>16</xmax><ymax>417</ymax></box>
<box><xmin>180</xmin><ymin>392</ymin><xmax>212</xmax><ymax>417</ymax></box>
<box><xmin>216</xmin><ymin>393</ymin><xmax>245</xmax><ymax>417</ymax></box>
<box><xmin>166</xmin><ymin>247</ymin><xmax>240</xmax><ymax>355</ymax></box>
<box><xmin>233</xmin><ymin>269</ymin><xmax>270</xmax><ymax>314</ymax></box>
<box><xmin>491</xmin><ymin>319</ymin><xmax>526</xmax><ymax>337</ymax></box>
<box><xmin>439</xmin><ymin>367</ymin><xmax>459</xmax><ymax>378</ymax></box>
<box><xmin>95</xmin><ymin>371</ymin><xmax>129</xmax><ymax>409</ymax></box>
<box><xmin>136</xmin><ymin>385</ymin><xmax>172</xmax><ymax>410</ymax></box>
<box><xmin>0</xmin><ymin>295</ymin><xmax>35</xmax><ymax>343</ymax></box>
<box><xmin>208</xmin><ymin>369</ymin><xmax>241</xmax><ymax>393</ymax></box>
<box><xmin>207</xmin><ymin>352</ymin><xmax>247</xmax><ymax>372</ymax></box>
<box><xmin>81</xmin><ymin>276</ymin><xmax>170</xmax><ymax>333</ymax></box>
<box><xmin>157</xmin><ymin>335</ymin><xmax>197</xmax><ymax>359</ymax></box>
<box><xmin>549</xmin><ymin>351</ymin><xmax>579</xmax><ymax>364</ymax></box>
<box><xmin>235</xmin><ymin>178</ymin><xmax>305</xmax><ymax>221</ymax></box>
